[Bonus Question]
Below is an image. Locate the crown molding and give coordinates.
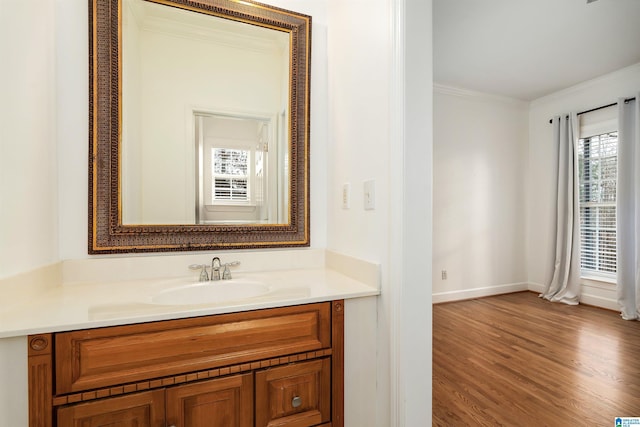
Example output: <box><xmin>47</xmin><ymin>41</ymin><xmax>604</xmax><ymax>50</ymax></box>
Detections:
<box><xmin>434</xmin><ymin>83</ymin><xmax>529</xmax><ymax>108</ymax></box>
<box><xmin>127</xmin><ymin>0</ymin><xmax>287</xmax><ymax>55</ymax></box>
<box><xmin>530</xmin><ymin>61</ymin><xmax>640</xmax><ymax>108</ymax></box>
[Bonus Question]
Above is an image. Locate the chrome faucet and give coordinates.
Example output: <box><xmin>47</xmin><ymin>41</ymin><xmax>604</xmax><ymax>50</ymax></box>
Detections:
<box><xmin>211</xmin><ymin>257</ymin><xmax>222</xmax><ymax>281</ymax></box>
<box><xmin>189</xmin><ymin>258</ymin><xmax>240</xmax><ymax>281</ymax></box>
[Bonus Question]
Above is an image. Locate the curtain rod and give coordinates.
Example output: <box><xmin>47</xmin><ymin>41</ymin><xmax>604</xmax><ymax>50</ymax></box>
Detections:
<box><xmin>548</xmin><ymin>96</ymin><xmax>636</xmax><ymax>124</ymax></box>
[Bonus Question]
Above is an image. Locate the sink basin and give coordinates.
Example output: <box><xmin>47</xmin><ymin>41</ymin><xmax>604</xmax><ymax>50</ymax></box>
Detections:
<box><xmin>151</xmin><ymin>280</ymin><xmax>270</xmax><ymax>305</ymax></box>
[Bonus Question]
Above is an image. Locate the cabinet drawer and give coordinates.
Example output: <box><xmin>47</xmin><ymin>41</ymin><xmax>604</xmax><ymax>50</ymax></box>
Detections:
<box><xmin>57</xmin><ymin>389</ymin><xmax>165</xmax><ymax>427</ymax></box>
<box><xmin>255</xmin><ymin>358</ymin><xmax>331</xmax><ymax>427</ymax></box>
<box><xmin>55</xmin><ymin>303</ymin><xmax>331</xmax><ymax>394</ymax></box>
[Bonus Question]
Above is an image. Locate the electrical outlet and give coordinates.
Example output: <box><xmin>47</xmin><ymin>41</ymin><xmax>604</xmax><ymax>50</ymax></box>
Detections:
<box><xmin>441</xmin><ymin>270</ymin><xmax>447</xmax><ymax>280</ymax></box>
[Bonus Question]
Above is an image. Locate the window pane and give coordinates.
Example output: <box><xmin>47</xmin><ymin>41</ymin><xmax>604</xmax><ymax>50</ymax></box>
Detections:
<box><xmin>578</xmin><ymin>132</ymin><xmax>618</xmax><ymax>276</ymax></box>
<box><xmin>212</xmin><ymin>147</ymin><xmax>250</xmax><ymax>202</ymax></box>
<box><xmin>213</xmin><ymin>148</ymin><xmax>248</xmax><ymax>175</ymax></box>
<box><xmin>601</xmin><ymin>157</ymin><xmax>617</xmax><ymax>180</ymax></box>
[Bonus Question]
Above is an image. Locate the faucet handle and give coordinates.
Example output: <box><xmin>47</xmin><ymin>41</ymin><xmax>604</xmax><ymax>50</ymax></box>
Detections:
<box><xmin>222</xmin><ymin>261</ymin><xmax>240</xmax><ymax>280</ymax></box>
<box><xmin>188</xmin><ymin>264</ymin><xmax>209</xmax><ymax>282</ymax></box>
<box><xmin>222</xmin><ymin>264</ymin><xmax>231</xmax><ymax>280</ymax></box>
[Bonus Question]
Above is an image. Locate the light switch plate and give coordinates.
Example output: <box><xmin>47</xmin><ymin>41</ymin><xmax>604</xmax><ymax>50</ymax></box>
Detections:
<box><xmin>364</xmin><ymin>180</ymin><xmax>375</xmax><ymax>210</ymax></box>
<box><xmin>342</xmin><ymin>183</ymin><xmax>351</xmax><ymax>209</ymax></box>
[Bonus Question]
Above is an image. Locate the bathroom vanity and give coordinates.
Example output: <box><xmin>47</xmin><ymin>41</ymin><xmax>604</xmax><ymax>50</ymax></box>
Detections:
<box><xmin>0</xmin><ymin>249</ymin><xmax>380</xmax><ymax>426</ymax></box>
<box><xmin>0</xmin><ymin>254</ymin><xmax>380</xmax><ymax>427</ymax></box>
<box><xmin>29</xmin><ymin>301</ymin><xmax>344</xmax><ymax>427</ymax></box>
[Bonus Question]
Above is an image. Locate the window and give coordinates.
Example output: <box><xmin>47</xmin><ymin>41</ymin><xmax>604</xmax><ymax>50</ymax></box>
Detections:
<box><xmin>212</xmin><ymin>148</ymin><xmax>250</xmax><ymax>202</ymax></box>
<box><xmin>578</xmin><ymin>131</ymin><xmax>617</xmax><ymax>278</ymax></box>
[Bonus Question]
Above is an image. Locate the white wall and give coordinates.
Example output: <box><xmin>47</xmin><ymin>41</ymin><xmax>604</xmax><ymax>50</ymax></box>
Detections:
<box><xmin>401</xmin><ymin>0</ymin><xmax>433</xmax><ymax>424</ymax></box>
<box><xmin>0</xmin><ymin>0</ymin><xmax>58</xmax><ymax>279</ymax></box>
<box><xmin>527</xmin><ymin>62</ymin><xmax>640</xmax><ymax>308</ymax></box>
<box><xmin>326</xmin><ymin>6</ymin><xmax>390</xmax><ymax>258</ymax></box>
<box><xmin>433</xmin><ymin>86</ymin><xmax>528</xmax><ymax>302</ymax></box>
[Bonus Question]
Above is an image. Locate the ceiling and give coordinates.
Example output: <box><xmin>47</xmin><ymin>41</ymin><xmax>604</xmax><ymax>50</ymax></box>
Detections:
<box><xmin>433</xmin><ymin>0</ymin><xmax>640</xmax><ymax>101</ymax></box>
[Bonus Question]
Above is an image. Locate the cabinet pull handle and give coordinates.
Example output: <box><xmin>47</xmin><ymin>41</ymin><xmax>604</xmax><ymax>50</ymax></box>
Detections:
<box><xmin>292</xmin><ymin>396</ymin><xmax>302</xmax><ymax>408</ymax></box>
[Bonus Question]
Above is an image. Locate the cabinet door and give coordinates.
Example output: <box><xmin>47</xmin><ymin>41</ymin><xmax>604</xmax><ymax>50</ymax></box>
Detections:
<box><xmin>256</xmin><ymin>358</ymin><xmax>331</xmax><ymax>427</ymax></box>
<box><xmin>166</xmin><ymin>374</ymin><xmax>253</xmax><ymax>427</ymax></box>
<box><xmin>56</xmin><ymin>389</ymin><xmax>165</xmax><ymax>427</ymax></box>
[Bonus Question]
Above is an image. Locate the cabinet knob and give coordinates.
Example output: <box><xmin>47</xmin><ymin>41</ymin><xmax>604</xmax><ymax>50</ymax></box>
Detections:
<box><xmin>292</xmin><ymin>396</ymin><xmax>302</xmax><ymax>408</ymax></box>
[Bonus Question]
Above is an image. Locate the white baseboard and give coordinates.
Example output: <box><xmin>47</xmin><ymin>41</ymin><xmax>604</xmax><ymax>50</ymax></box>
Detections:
<box><xmin>527</xmin><ymin>282</ymin><xmax>545</xmax><ymax>293</ymax></box>
<box><xmin>433</xmin><ymin>281</ymin><xmax>619</xmax><ymax>311</ymax></box>
<box><xmin>579</xmin><ymin>294</ymin><xmax>619</xmax><ymax>311</ymax></box>
<box><xmin>528</xmin><ymin>281</ymin><xmax>618</xmax><ymax>311</ymax></box>
<box><xmin>432</xmin><ymin>282</ymin><xmax>529</xmax><ymax>304</ymax></box>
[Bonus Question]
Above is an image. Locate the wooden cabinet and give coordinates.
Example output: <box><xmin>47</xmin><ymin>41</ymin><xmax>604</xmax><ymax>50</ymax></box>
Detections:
<box><xmin>28</xmin><ymin>301</ymin><xmax>344</xmax><ymax>427</ymax></box>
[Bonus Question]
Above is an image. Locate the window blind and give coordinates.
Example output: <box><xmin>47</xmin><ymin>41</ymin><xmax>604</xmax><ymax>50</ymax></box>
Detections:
<box><xmin>579</xmin><ymin>105</ymin><xmax>617</xmax><ymax>139</ymax></box>
<box><xmin>578</xmin><ymin>132</ymin><xmax>617</xmax><ymax>275</ymax></box>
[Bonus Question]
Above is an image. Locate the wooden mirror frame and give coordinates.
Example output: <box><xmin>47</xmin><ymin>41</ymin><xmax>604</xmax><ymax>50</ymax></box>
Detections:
<box><xmin>89</xmin><ymin>0</ymin><xmax>311</xmax><ymax>253</ymax></box>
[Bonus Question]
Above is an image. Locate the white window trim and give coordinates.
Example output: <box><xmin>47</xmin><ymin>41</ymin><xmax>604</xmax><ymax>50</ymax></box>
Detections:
<box><xmin>580</xmin><ymin>271</ymin><xmax>616</xmax><ymax>285</ymax></box>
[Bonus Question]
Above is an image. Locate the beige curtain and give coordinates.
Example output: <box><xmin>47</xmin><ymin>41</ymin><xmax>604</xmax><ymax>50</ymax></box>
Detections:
<box><xmin>541</xmin><ymin>113</ymin><xmax>581</xmax><ymax>305</ymax></box>
<box><xmin>616</xmin><ymin>95</ymin><xmax>640</xmax><ymax>320</ymax></box>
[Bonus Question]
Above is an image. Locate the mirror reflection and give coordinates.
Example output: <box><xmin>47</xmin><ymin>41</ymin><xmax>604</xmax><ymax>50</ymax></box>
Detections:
<box><xmin>194</xmin><ymin>113</ymin><xmax>288</xmax><ymax>224</ymax></box>
<box><xmin>121</xmin><ymin>0</ymin><xmax>290</xmax><ymax>225</ymax></box>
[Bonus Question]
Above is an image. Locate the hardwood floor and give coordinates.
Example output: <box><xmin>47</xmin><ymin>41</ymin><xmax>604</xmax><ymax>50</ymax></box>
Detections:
<box><xmin>433</xmin><ymin>291</ymin><xmax>640</xmax><ymax>426</ymax></box>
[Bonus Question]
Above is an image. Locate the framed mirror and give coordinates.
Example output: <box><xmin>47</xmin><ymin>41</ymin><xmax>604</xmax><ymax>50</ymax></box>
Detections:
<box><xmin>89</xmin><ymin>0</ymin><xmax>311</xmax><ymax>253</ymax></box>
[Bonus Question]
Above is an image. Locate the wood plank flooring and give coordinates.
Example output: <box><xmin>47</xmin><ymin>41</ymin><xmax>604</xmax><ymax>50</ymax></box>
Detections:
<box><xmin>433</xmin><ymin>291</ymin><xmax>640</xmax><ymax>426</ymax></box>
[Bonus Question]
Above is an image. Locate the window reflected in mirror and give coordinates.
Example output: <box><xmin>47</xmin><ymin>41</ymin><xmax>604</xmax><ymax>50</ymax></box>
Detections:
<box><xmin>194</xmin><ymin>113</ymin><xmax>288</xmax><ymax>225</ymax></box>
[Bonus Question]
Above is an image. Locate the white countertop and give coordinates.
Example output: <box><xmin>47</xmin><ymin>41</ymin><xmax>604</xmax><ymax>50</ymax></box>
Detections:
<box><xmin>0</xmin><ymin>267</ymin><xmax>379</xmax><ymax>338</ymax></box>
